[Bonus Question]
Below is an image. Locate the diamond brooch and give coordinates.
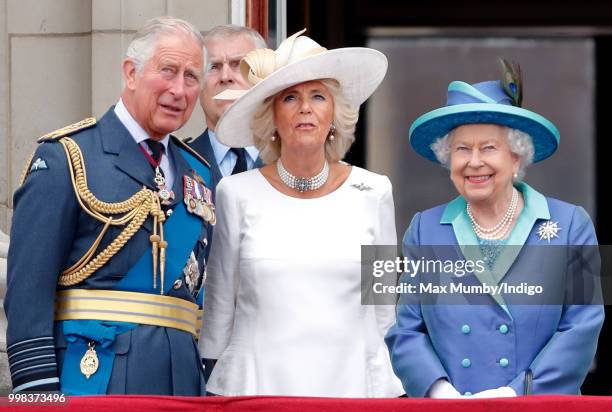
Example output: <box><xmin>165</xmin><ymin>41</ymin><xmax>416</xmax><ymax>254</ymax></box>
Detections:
<box><xmin>537</xmin><ymin>221</ymin><xmax>561</xmax><ymax>242</ymax></box>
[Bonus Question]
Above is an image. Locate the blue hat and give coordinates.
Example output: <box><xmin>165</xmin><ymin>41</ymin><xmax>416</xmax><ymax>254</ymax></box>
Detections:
<box><xmin>409</xmin><ymin>80</ymin><xmax>560</xmax><ymax>163</ymax></box>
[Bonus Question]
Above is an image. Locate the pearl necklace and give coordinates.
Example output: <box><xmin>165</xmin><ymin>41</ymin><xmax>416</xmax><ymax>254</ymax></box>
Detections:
<box><xmin>467</xmin><ymin>188</ymin><xmax>518</xmax><ymax>240</ymax></box>
<box><xmin>277</xmin><ymin>158</ymin><xmax>329</xmax><ymax>193</ymax></box>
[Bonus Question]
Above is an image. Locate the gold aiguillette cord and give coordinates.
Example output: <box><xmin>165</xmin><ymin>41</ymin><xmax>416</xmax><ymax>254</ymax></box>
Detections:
<box><xmin>57</xmin><ymin>138</ymin><xmax>170</xmax><ymax>288</ymax></box>
<box><xmin>149</xmin><ymin>196</ymin><xmax>166</xmax><ymax>294</ymax></box>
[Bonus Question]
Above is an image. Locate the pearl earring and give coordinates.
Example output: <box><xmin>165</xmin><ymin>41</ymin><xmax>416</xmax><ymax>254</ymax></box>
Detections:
<box><xmin>513</xmin><ymin>172</ymin><xmax>518</xmax><ymax>180</ymax></box>
<box><xmin>271</xmin><ymin>132</ymin><xmax>276</xmax><ymax>142</ymax></box>
<box><xmin>329</xmin><ymin>125</ymin><xmax>336</xmax><ymax>141</ymax></box>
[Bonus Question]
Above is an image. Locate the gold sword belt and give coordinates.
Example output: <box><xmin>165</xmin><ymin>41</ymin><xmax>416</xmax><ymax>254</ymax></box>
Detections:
<box><xmin>55</xmin><ymin>289</ymin><xmax>203</xmax><ymax>338</ymax></box>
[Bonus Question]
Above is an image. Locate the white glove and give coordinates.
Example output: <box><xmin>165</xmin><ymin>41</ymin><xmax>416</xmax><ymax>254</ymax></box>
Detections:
<box><xmin>427</xmin><ymin>379</ymin><xmax>462</xmax><ymax>399</ymax></box>
<box><xmin>469</xmin><ymin>386</ymin><xmax>517</xmax><ymax>398</ymax></box>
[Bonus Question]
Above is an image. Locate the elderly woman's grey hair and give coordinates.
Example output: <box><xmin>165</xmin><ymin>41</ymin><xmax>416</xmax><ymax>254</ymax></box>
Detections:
<box><xmin>126</xmin><ymin>16</ymin><xmax>205</xmax><ymax>74</ymax></box>
<box><xmin>430</xmin><ymin>127</ymin><xmax>535</xmax><ymax>181</ymax></box>
<box><xmin>203</xmin><ymin>24</ymin><xmax>267</xmax><ymax>77</ymax></box>
<box><xmin>251</xmin><ymin>79</ymin><xmax>360</xmax><ymax>164</ymax></box>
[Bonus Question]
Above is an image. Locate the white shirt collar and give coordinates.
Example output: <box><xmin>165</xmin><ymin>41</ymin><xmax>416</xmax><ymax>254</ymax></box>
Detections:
<box><xmin>114</xmin><ymin>99</ymin><xmax>170</xmax><ymax>151</ymax></box>
<box><xmin>208</xmin><ymin>129</ymin><xmax>259</xmax><ymax>163</ymax></box>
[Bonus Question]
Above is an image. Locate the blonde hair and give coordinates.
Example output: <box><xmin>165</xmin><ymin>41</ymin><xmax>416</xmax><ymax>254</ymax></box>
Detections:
<box><xmin>251</xmin><ymin>79</ymin><xmax>360</xmax><ymax>164</ymax></box>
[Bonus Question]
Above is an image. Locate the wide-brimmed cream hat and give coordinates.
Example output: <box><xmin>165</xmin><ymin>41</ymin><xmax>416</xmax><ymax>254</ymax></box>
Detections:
<box><xmin>214</xmin><ymin>29</ymin><xmax>388</xmax><ymax>147</ymax></box>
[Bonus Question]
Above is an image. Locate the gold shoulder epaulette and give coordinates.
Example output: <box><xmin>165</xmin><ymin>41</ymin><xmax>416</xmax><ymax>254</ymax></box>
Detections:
<box><xmin>171</xmin><ymin>135</ymin><xmax>212</xmax><ymax>169</ymax></box>
<box><xmin>38</xmin><ymin>117</ymin><xmax>97</xmax><ymax>143</ymax></box>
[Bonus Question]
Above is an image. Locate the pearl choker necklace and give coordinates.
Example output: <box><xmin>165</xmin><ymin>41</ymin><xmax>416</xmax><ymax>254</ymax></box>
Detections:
<box><xmin>467</xmin><ymin>188</ymin><xmax>518</xmax><ymax>240</ymax></box>
<box><xmin>277</xmin><ymin>159</ymin><xmax>329</xmax><ymax>193</ymax></box>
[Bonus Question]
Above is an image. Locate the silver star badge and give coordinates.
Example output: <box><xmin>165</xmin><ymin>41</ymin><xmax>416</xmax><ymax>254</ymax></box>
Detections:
<box><xmin>537</xmin><ymin>221</ymin><xmax>561</xmax><ymax>242</ymax></box>
<box><xmin>351</xmin><ymin>182</ymin><xmax>372</xmax><ymax>191</ymax></box>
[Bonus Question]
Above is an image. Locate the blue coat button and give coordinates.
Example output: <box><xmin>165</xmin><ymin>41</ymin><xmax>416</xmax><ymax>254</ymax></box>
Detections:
<box><xmin>499</xmin><ymin>324</ymin><xmax>509</xmax><ymax>334</ymax></box>
<box><xmin>461</xmin><ymin>324</ymin><xmax>471</xmax><ymax>334</ymax></box>
<box><xmin>500</xmin><ymin>358</ymin><xmax>509</xmax><ymax>368</ymax></box>
<box><xmin>462</xmin><ymin>358</ymin><xmax>471</xmax><ymax>368</ymax></box>
<box><xmin>464</xmin><ymin>392</ymin><xmax>472</xmax><ymax>396</ymax></box>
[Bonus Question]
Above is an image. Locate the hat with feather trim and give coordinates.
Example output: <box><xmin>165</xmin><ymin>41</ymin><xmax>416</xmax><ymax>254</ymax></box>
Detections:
<box><xmin>214</xmin><ymin>29</ymin><xmax>388</xmax><ymax>147</ymax></box>
<box><xmin>409</xmin><ymin>60</ymin><xmax>560</xmax><ymax>163</ymax></box>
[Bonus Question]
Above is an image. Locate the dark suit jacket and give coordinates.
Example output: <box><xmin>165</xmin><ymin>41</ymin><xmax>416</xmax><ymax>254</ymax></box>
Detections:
<box><xmin>188</xmin><ymin>129</ymin><xmax>223</xmax><ymax>200</ymax></box>
<box><xmin>188</xmin><ymin>129</ymin><xmax>263</xmax><ymax>201</ymax></box>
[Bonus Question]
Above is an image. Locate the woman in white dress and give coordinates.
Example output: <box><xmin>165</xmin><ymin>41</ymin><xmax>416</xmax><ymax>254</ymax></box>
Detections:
<box><xmin>199</xmin><ymin>30</ymin><xmax>404</xmax><ymax>397</ymax></box>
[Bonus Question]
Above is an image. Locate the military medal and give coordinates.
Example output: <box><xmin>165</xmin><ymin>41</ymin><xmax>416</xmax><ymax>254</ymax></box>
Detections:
<box><xmin>139</xmin><ymin>143</ymin><xmax>175</xmax><ymax>205</ymax></box>
<box><xmin>199</xmin><ymin>203</ymin><xmax>214</xmax><ymax>223</ymax></box>
<box><xmin>80</xmin><ymin>341</ymin><xmax>99</xmax><ymax>379</ymax></box>
<box><xmin>188</xmin><ymin>197</ymin><xmax>197</xmax><ymax>212</ymax></box>
<box><xmin>183</xmin><ymin>175</ymin><xmax>216</xmax><ymax>225</ymax></box>
<box><xmin>195</xmin><ymin>174</ymin><xmax>216</xmax><ymax>225</ymax></box>
<box><xmin>154</xmin><ymin>166</ymin><xmax>175</xmax><ymax>205</ymax></box>
<box><xmin>182</xmin><ymin>252</ymin><xmax>201</xmax><ymax>295</ymax></box>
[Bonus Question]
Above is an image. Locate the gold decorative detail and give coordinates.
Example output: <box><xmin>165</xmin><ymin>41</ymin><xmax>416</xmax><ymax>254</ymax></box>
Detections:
<box><xmin>57</xmin><ymin>137</ymin><xmax>167</xmax><ymax>292</ymax></box>
<box><xmin>80</xmin><ymin>342</ymin><xmax>99</xmax><ymax>379</ymax></box>
<box><xmin>38</xmin><ymin>117</ymin><xmax>97</xmax><ymax>143</ymax></box>
<box><xmin>56</xmin><ymin>289</ymin><xmax>200</xmax><ymax>337</ymax></box>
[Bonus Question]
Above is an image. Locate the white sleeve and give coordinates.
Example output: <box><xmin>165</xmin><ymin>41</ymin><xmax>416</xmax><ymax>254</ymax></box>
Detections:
<box><xmin>373</xmin><ymin>176</ymin><xmax>398</xmax><ymax>338</ymax></box>
<box><xmin>199</xmin><ymin>178</ymin><xmax>241</xmax><ymax>358</ymax></box>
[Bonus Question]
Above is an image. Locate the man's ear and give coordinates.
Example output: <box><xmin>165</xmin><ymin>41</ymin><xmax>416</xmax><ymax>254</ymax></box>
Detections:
<box><xmin>122</xmin><ymin>59</ymin><xmax>138</xmax><ymax>91</ymax></box>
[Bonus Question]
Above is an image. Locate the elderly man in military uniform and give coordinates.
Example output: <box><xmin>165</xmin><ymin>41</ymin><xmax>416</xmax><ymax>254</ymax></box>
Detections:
<box><xmin>4</xmin><ymin>16</ymin><xmax>214</xmax><ymax>395</ymax></box>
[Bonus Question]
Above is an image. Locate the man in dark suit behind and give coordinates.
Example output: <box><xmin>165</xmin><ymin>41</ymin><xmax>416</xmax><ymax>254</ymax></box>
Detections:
<box><xmin>189</xmin><ymin>25</ymin><xmax>266</xmax><ymax>195</ymax></box>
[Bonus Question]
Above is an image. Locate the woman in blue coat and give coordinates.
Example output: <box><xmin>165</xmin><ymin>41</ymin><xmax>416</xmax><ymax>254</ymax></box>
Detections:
<box><xmin>385</xmin><ymin>61</ymin><xmax>604</xmax><ymax>398</ymax></box>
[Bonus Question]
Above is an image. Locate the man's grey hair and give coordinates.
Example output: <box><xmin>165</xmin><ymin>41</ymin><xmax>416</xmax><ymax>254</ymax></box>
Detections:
<box><xmin>126</xmin><ymin>16</ymin><xmax>205</xmax><ymax>74</ymax></box>
<box><xmin>203</xmin><ymin>24</ymin><xmax>267</xmax><ymax>77</ymax></box>
<box><xmin>430</xmin><ymin>127</ymin><xmax>535</xmax><ymax>181</ymax></box>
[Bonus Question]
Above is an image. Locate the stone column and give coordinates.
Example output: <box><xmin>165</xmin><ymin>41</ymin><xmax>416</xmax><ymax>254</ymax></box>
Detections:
<box><xmin>0</xmin><ymin>230</ymin><xmax>8</xmax><ymax>394</ymax></box>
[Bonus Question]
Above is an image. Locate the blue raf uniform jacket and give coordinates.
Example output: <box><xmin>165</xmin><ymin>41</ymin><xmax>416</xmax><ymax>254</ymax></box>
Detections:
<box><xmin>4</xmin><ymin>108</ymin><xmax>214</xmax><ymax>395</ymax></box>
<box><xmin>385</xmin><ymin>183</ymin><xmax>604</xmax><ymax>397</ymax></box>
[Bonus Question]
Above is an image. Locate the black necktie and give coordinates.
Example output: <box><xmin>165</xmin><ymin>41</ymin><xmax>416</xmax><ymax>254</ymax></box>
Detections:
<box><xmin>145</xmin><ymin>139</ymin><xmax>165</xmax><ymax>175</ymax></box>
<box><xmin>230</xmin><ymin>148</ymin><xmax>247</xmax><ymax>175</ymax></box>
